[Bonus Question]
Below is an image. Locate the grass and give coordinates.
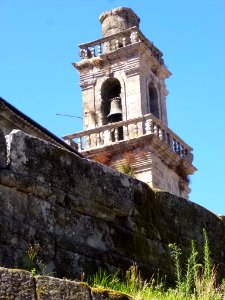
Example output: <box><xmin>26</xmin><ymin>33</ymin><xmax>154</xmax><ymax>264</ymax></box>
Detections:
<box><xmin>116</xmin><ymin>162</ymin><xmax>135</xmax><ymax>177</ymax></box>
<box><xmin>88</xmin><ymin>229</ymin><xmax>225</xmax><ymax>299</ymax></box>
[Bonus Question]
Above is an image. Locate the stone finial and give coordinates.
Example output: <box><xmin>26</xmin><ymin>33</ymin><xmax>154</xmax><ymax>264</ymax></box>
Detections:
<box><xmin>99</xmin><ymin>7</ymin><xmax>140</xmax><ymax>37</ymax></box>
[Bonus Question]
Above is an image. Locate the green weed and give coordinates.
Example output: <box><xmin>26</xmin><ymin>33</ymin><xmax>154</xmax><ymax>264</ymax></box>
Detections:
<box><xmin>88</xmin><ymin>230</ymin><xmax>225</xmax><ymax>300</ymax></box>
<box><xmin>24</xmin><ymin>243</ymin><xmax>47</xmax><ymax>276</ymax></box>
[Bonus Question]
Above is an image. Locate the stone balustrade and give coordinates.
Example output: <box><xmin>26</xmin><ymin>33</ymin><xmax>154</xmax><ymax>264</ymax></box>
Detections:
<box><xmin>78</xmin><ymin>26</ymin><xmax>164</xmax><ymax>65</ymax></box>
<box><xmin>62</xmin><ymin>113</ymin><xmax>193</xmax><ymax>162</ymax></box>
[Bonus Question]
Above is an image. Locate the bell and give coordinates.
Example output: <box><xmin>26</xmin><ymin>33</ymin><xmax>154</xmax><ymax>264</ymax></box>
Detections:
<box><xmin>107</xmin><ymin>97</ymin><xmax>122</xmax><ymax>122</ymax></box>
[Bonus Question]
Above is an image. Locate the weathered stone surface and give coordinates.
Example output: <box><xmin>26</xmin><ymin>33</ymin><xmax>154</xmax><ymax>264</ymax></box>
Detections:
<box><xmin>0</xmin><ymin>267</ymin><xmax>36</xmax><ymax>300</ymax></box>
<box><xmin>0</xmin><ymin>129</ymin><xmax>7</xmax><ymax>168</ymax></box>
<box><xmin>7</xmin><ymin>130</ymin><xmax>134</xmax><ymax>220</ymax></box>
<box><xmin>0</xmin><ymin>267</ymin><xmax>133</xmax><ymax>300</ymax></box>
<box><xmin>0</xmin><ymin>129</ymin><xmax>224</xmax><ymax>282</ymax></box>
<box><xmin>35</xmin><ymin>276</ymin><xmax>91</xmax><ymax>300</ymax></box>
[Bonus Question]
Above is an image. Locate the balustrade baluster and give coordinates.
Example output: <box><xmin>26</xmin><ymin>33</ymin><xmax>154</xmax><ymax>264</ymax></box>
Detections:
<box><xmin>107</xmin><ymin>129</ymin><xmax>112</xmax><ymax>143</ymax></box>
<box><xmin>86</xmin><ymin>134</ymin><xmax>91</xmax><ymax>149</ymax></box>
<box><xmin>64</xmin><ymin>139</ymin><xmax>70</xmax><ymax>145</ymax></box>
<box><xmin>84</xmin><ymin>48</ymin><xmax>89</xmax><ymax>59</ymax></box>
<box><xmin>153</xmin><ymin>123</ymin><xmax>158</xmax><ymax>136</ymax></box>
<box><xmin>161</xmin><ymin>129</ymin><xmax>166</xmax><ymax>142</ymax></box>
<box><xmin>134</xmin><ymin>122</ymin><xmax>138</xmax><ymax>137</ymax></box>
<box><xmin>122</xmin><ymin>37</ymin><xmax>126</xmax><ymax>47</ymax></box>
<box><xmin>180</xmin><ymin>145</ymin><xmax>184</xmax><ymax>157</ymax></box>
<box><xmin>158</xmin><ymin>127</ymin><xmax>163</xmax><ymax>140</ymax></box>
<box><xmin>100</xmin><ymin>131</ymin><xmax>104</xmax><ymax>145</ymax></box>
<box><xmin>115</xmin><ymin>39</ymin><xmax>119</xmax><ymax>49</ymax></box>
<box><xmin>96</xmin><ymin>132</ymin><xmax>101</xmax><ymax>146</ymax></box>
<box><xmin>177</xmin><ymin>142</ymin><xmax>181</xmax><ymax>155</ymax></box>
<box><xmin>184</xmin><ymin>149</ymin><xmax>188</xmax><ymax>158</ymax></box>
<box><xmin>98</xmin><ymin>44</ymin><xmax>102</xmax><ymax>55</ymax></box>
<box><xmin>77</xmin><ymin>137</ymin><xmax>82</xmax><ymax>151</ymax></box>
<box><xmin>165</xmin><ymin>133</ymin><xmax>169</xmax><ymax>144</ymax></box>
<box><xmin>91</xmin><ymin>48</ymin><xmax>95</xmax><ymax>57</ymax></box>
<box><xmin>115</xmin><ymin>128</ymin><xmax>119</xmax><ymax>142</ymax></box>
<box><xmin>130</xmin><ymin>31</ymin><xmax>139</xmax><ymax>43</ymax></box>
<box><xmin>167</xmin><ymin>134</ymin><xmax>173</xmax><ymax>149</ymax></box>
<box><xmin>149</xmin><ymin>119</ymin><xmax>154</xmax><ymax>133</ymax></box>
<box><xmin>145</xmin><ymin>119</ymin><xmax>152</xmax><ymax>134</ymax></box>
<box><xmin>164</xmin><ymin>131</ymin><xmax>167</xmax><ymax>141</ymax></box>
<box><xmin>104</xmin><ymin>41</ymin><xmax>110</xmax><ymax>53</ymax></box>
<box><xmin>124</xmin><ymin>125</ymin><xmax>129</xmax><ymax>140</ymax></box>
<box><xmin>173</xmin><ymin>140</ymin><xmax>177</xmax><ymax>153</ymax></box>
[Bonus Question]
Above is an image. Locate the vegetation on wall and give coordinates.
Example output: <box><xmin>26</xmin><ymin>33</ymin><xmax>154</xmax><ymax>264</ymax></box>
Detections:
<box><xmin>91</xmin><ymin>151</ymin><xmax>112</xmax><ymax>165</ymax></box>
<box><xmin>116</xmin><ymin>151</ymin><xmax>136</xmax><ymax>177</ymax></box>
<box><xmin>24</xmin><ymin>244</ymin><xmax>42</xmax><ymax>276</ymax></box>
<box><xmin>88</xmin><ymin>230</ymin><xmax>225</xmax><ymax>300</ymax></box>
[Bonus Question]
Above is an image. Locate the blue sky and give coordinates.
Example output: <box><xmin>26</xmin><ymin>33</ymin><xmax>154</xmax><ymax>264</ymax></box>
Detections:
<box><xmin>1</xmin><ymin>0</ymin><xmax>224</xmax><ymax>215</ymax></box>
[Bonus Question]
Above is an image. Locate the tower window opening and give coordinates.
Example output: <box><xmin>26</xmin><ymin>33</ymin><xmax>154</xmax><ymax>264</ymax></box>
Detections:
<box><xmin>101</xmin><ymin>78</ymin><xmax>123</xmax><ymax>141</ymax></box>
<box><xmin>101</xmin><ymin>78</ymin><xmax>121</xmax><ymax>125</ymax></box>
<box><xmin>148</xmin><ymin>83</ymin><xmax>159</xmax><ymax>119</ymax></box>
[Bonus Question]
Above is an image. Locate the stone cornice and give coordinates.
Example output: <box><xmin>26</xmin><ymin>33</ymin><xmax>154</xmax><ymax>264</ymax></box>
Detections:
<box><xmin>81</xmin><ymin>134</ymin><xmax>196</xmax><ymax>176</ymax></box>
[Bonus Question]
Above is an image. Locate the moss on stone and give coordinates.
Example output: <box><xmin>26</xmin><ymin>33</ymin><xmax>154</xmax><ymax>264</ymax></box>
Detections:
<box><xmin>91</xmin><ymin>287</ymin><xmax>133</xmax><ymax>299</ymax></box>
<box><xmin>36</xmin><ymin>286</ymin><xmax>47</xmax><ymax>297</ymax></box>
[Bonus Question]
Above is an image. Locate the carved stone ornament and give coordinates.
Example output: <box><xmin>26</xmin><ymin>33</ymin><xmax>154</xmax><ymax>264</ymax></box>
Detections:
<box><xmin>130</xmin><ymin>31</ymin><xmax>139</xmax><ymax>44</ymax></box>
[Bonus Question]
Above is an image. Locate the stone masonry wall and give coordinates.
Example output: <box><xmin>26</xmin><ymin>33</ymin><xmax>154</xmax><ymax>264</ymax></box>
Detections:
<box><xmin>0</xmin><ymin>267</ymin><xmax>132</xmax><ymax>300</ymax></box>
<box><xmin>0</xmin><ymin>129</ymin><xmax>225</xmax><ymax>282</ymax></box>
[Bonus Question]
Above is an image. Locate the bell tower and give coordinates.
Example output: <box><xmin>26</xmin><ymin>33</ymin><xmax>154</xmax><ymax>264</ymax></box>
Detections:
<box><xmin>63</xmin><ymin>7</ymin><xmax>196</xmax><ymax>199</ymax></box>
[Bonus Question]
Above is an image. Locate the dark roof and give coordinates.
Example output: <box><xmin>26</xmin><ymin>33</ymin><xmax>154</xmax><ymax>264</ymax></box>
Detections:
<box><xmin>0</xmin><ymin>97</ymin><xmax>83</xmax><ymax>157</ymax></box>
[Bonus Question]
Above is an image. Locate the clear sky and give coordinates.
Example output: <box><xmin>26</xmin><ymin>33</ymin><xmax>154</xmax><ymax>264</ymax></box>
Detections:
<box><xmin>1</xmin><ymin>0</ymin><xmax>225</xmax><ymax>215</ymax></box>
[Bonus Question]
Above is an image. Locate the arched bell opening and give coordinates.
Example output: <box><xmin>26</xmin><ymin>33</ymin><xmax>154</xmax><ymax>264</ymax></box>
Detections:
<box><xmin>101</xmin><ymin>78</ymin><xmax>123</xmax><ymax>140</ymax></box>
<box><xmin>101</xmin><ymin>78</ymin><xmax>122</xmax><ymax>124</ymax></box>
<box><xmin>148</xmin><ymin>83</ymin><xmax>160</xmax><ymax>119</ymax></box>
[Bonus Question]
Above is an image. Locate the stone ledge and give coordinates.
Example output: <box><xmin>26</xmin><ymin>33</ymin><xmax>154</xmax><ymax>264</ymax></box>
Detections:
<box><xmin>35</xmin><ymin>275</ymin><xmax>91</xmax><ymax>300</ymax></box>
<box><xmin>0</xmin><ymin>267</ymin><xmax>36</xmax><ymax>300</ymax></box>
<box><xmin>0</xmin><ymin>267</ymin><xmax>133</xmax><ymax>300</ymax></box>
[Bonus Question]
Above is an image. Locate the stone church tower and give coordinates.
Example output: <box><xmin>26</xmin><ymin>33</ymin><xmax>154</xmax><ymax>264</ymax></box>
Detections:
<box><xmin>63</xmin><ymin>7</ymin><xmax>196</xmax><ymax>199</ymax></box>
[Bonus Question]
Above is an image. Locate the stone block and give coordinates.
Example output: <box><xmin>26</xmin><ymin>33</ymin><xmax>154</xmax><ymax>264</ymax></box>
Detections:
<box><xmin>35</xmin><ymin>276</ymin><xmax>91</xmax><ymax>300</ymax></box>
<box><xmin>7</xmin><ymin>130</ymin><xmax>135</xmax><ymax>220</ymax></box>
<box><xmin>0</xmin><ymin>184</ymin><xmax>28</xmax><ymax>220</ymax></box>
<box><xmin>0</xmin><ymin>267</ymin><xmax>36</xmax><ymax>300</ymax></box>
